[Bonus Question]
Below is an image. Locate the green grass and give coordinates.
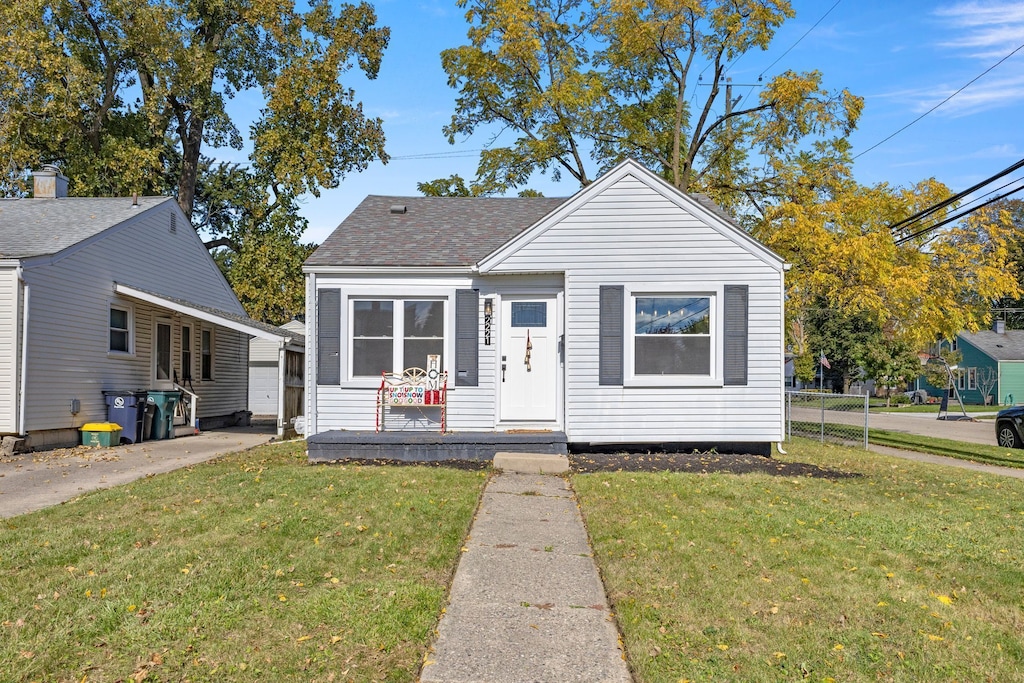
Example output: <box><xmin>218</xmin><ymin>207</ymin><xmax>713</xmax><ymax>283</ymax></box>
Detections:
<box><xmin>872</xmin><ymin>404</ymin><xmax>1000</xmax><ymax>415</ymax></box>
<box><xmin>0</xmin><ymin>441</ymin><xmax>487</xmax><ymax>682</ymax></box>
<box><xmin>869</xmin><ymin>429</ymin><xmax>1024</xmax><ymax>469</ymax></box>
<box><xmin>574</xmin><ymin>439</ymin><xmax>1024</xmax><ymax>682</ymax></box>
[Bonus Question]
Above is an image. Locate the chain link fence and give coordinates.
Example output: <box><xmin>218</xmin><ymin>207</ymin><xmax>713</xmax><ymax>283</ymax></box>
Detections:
<box><xmin>786</xmin><ymin>391</ymin><xmax>870</xmax><ymax>449</ymax></box>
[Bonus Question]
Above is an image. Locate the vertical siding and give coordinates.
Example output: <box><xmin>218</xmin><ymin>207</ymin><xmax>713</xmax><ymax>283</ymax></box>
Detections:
<box><xmin>21</xmin><ymin>203</ymin><xmax>249</xmax><ymax>433</ymax></box>
<box><xmin>0</xmin><ymin>267</ymin><xmax>19</xmax><ymax>432</ymax></box>
<box><xmin>489</xmin><ymin>174</ymin><xmax>785</xmax><ymax>444</ymax></box>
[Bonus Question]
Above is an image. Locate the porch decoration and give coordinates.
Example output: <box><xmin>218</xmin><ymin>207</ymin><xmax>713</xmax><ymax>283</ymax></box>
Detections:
<box><xmin>376</xmin><ymin>356</ymin><xmax>448</xmax><ymax>432</ymax></box>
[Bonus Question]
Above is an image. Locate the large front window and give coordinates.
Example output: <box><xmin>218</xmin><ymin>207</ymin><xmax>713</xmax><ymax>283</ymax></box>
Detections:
<box><xmin>633</xmin><ymin>295</ymin><xmax>711</xmax><ymax>376</ymax></box>
<box><xmin>351</xmin><ymin>299</ymin><xmax>445</xmax><ymax>377</ymax></box>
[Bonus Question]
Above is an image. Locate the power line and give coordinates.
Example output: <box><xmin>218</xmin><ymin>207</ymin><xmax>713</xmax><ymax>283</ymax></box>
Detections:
<box><xmin>854</xmin><ymin>41</ymin><xmax>1024</xmax><ymax>160</ymax></box>
<box><xmin>757</xmin><ymin>0</ymin><xmax>842</xmax><ymax>79</ymax></box>
<box><xmin>888</xmin><ymin>157</ymin><xmax>1024</xmax><ymax>234</ymax></box>
<box><xmin>390</xmin><ymin>149</ymin><xmax>483</xmax><ymax>161</ymax></box>
<box><xmin>894</xmin><ymin>184</ymin><xmax>1024</xmax><ymax>245</ymax></box>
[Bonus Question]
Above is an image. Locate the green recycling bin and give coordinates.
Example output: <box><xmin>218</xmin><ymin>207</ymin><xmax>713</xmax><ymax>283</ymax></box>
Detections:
<box><xmin>147</xmin><ymin>390</ymin><xmax>181</xmax><ymax>440</ymax></box>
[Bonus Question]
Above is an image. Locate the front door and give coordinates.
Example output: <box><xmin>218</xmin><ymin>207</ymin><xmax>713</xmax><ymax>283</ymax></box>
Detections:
<box><xmin>500</xmin><ymin>296</ymin><xmax>558</xmax><ymax>422</ymax></box>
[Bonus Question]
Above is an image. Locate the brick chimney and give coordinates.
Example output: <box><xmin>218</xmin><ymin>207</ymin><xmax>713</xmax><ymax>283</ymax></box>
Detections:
<box><xmin>994</xmin><ymin>319</ymin><xmax>1006</xmax><ymax>334</ymax></box>
<box><xmin>32</xmin><ymin>164</ymin><xmax>68</xmax><ymax>199</ymax></box>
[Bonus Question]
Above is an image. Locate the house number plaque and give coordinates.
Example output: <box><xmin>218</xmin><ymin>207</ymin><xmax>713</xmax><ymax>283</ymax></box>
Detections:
<box><xmin>483</xmin><ymin>298</ymin><xmax>493</xmax><ymax>345</ymax></box>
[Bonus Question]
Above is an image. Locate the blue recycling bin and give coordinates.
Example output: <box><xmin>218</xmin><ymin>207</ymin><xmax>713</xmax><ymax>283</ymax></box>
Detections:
<box><xmin>103</xmin><ymin>390</ymin><xmax>150</xmax><ymax>444</ymax></box>
<box><xmin>147</xmin><ymin>390</ymin><xmax>181</xmax><ymax>440</ymax></box>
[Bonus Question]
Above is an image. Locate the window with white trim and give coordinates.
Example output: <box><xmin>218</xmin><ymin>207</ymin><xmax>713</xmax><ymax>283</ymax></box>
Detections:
<box><xmin>632</xmin><ymin>294</ymin><xmax>712</xmax><ymax>376</ymax></box>
<box><xmin>967</xmin><ymin>367</ymin><xmax>977</xmax><ymax>391</ymax></box>
<box><xmin>109</xmin><ymin>304</ymin><xmax>132</xmax><ymax>353</ymax></box>
<box><xmin>351</xmin><ymin>298</ymin><xmax>445</xmax><ymax>378</ymax></box>
<box><xmin>201</xmin><ymin>328</ymin><xmax>214</xmax><ymax>380</ymax></box>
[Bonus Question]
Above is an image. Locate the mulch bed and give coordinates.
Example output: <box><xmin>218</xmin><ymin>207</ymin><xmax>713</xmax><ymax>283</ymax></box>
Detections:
<box><xmin>569</xmin><ymin>451</ymin><xmax>860</xmax><ymax>479</ymax></box>
<box><xmin>312</xmin><ymin>452</ymin><xmax>859</xmax><ymax>479</ymax></box>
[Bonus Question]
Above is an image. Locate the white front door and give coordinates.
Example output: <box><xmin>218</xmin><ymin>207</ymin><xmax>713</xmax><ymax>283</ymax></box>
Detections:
<box><xmin>500</xmin><ymin>296</ymin><xmax>558</xmax><ymax>422</ymax></box>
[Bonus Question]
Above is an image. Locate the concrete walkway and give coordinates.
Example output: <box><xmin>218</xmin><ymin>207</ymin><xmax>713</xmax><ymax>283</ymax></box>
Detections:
<box><xmin>421</xmin><ymin>470</ymin><xmax>632</xmax><ymax>683</ymax></box>
<box><xmin>0</xmin><ymin>426</ymin><xmax>276</xmax><ymax>518</ymax></box>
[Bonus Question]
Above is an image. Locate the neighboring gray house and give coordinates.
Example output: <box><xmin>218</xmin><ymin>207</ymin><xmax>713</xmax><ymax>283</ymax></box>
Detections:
<box><xmin>303</xmin><ymin>160</ymin><xmax>786</xmax><ymax>455</ymax></box>
<box><xmin>0</xmin><ymin>167</ymin><xmax>296</xmax><ymax>449</ymax></box>
<box><xmin>249</xmin><ymin>319</ymin><xmax>305</xmax><ymax>426</ymax></box>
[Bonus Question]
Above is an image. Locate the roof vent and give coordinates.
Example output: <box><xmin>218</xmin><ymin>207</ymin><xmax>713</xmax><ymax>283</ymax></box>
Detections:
<box><xmin>32</xmin><ymin>164</ymin><xmax>68</xmax><ymax>199</ymax></box>
<box><xmin>390</xmin><ymin>205</ymin><xmax>407</xmax><ymax>214</ymax></box>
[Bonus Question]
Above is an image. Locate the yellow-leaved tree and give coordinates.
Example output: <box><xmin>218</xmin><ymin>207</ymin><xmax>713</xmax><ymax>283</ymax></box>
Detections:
<box><xmin>754</xmin><ymin>162</ymin><xmax>1021</xmax><ymax>390</ymax></box>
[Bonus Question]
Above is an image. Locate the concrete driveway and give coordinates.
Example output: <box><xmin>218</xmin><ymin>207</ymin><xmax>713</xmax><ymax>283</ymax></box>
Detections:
<box><xmin>0</xmin><ymin>427</ymin><xmax>277</xmax><ymax>518</ymax></box>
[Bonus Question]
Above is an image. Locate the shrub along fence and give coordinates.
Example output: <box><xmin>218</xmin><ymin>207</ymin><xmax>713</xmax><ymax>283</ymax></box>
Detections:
<box><xmin>786</xmin><ymin>391</ymin><xmax>870</xmax><ymax>449</ymax></box>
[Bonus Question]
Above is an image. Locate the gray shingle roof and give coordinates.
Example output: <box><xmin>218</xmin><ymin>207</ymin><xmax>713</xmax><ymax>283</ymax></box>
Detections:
<box><xmin>0</xmin><ymin>196</ymin><xmax>171</xmax><ymax>259</ymax></box>
<box><xmin>305</xmin><ymin>195</ymin><xmax>569</xmax><ymax>267</ymax></box>
<box><xmin>961</xmin><ymin>329</ymin><xmax>1024</xmax><ymax>361</ymax></box>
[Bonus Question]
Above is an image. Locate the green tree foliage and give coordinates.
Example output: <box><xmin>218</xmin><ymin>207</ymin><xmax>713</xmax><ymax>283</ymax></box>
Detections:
<box><xmin>198</xmin><ymin>163</ymin><xmax>312</xmax><ymax>325</ymax></box>
<box><xmin>1</xmin><ymin>0</ymin><xmax>389</xmax><ymax>217</ymax></box>
<box><xmin>435</xmin><ymin>0</ymin><xmax>860</xmax><ymax>215</ymax></box>
<box><xmin>0</xmin><ymin>0</ymin><xmax>388</xmax><ymax>323</ymax></box>
<box><xmin>854</xmin><ymin>338</ymin><xmax>920</xmax><ymax>405</ymax></box>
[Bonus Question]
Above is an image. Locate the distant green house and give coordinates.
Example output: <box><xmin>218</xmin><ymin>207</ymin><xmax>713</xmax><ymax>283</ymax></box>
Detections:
<box><xmin>919</xmin><ymin>322</ymin><xmax>1024</xmax><ymax>406</ymax></box>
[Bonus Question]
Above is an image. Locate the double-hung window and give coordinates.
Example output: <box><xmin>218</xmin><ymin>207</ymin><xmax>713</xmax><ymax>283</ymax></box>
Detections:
<box><xmin>109</xmin><ymin>305</ymin><xmax>132</xmax><ymax>353</ymax></box>
<box><xmin>201</xmin><ymin>329</ymin><xmax>214</xmax><ymax>380</ymax></box>
<box><xmin>351</xmin><ymin>298</ymin><xmax>445</xmax><ymax>378</ymax></box>
<box><xmin>181</xmin><ymin>324</ymin><xmax>193</xmax><ymax>380</ymax></box>
<box><xmin>632</xmin><ymin>294</ymin><xmax>713</xmax><ymax>378</ymax></box>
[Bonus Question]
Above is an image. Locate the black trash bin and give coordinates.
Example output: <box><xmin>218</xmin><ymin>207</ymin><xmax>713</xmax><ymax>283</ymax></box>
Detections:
<box><xmin>103</xmin><ymin>390</ymin><xmax>150</xmax><ymax>444</ymax></box>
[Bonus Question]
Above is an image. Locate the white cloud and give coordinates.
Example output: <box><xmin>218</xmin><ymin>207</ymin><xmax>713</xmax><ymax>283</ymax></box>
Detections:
<box><xmin>935</xmin><ymin>1</ymin><xmax>1024</xmax><ymax>58</ymax></box>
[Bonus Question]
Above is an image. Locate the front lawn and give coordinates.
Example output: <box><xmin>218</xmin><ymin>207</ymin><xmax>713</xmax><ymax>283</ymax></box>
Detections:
<box><xmin>575</xmin><ymin>440</ymin><xmax>1024</xmax><ymax>682</ymax></box>
<box><xmin>0</xmin><ymin>442</ymin><xmax>486</xmax><ymax>682</ymax></box>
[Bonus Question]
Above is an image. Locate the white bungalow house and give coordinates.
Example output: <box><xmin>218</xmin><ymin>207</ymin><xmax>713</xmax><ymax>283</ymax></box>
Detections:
<box><xmin>0</xmin><ymin>166</ymin><xmax>299</xmax><ymax>450</ymax></box>
<box><xmin>303</xmin><ymin>160</ymin><xmax>786</xmax><ymax>459</ymax></box>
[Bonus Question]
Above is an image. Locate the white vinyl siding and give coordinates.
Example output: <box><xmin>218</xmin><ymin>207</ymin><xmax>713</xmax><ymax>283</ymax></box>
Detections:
<box><xmin>307</xmin><ymin>166</ymin><xmax>784</xmax><ymax>445</ymax></box>
<box><xmin>308</xmin><ymin>275</ymin><xmax>562</xmax><ymax>434</ymax></box>
<box><xmin>0</xmin><ymin>268</ymin><xmax>19</xmax><ymax>432</ymax></box>
<box><xmin>17</xmin><ymin>202</ymin><xmax>250</xmax><ymax>434</ymax></box>
<box><xmin>487</xmin><ymin>172</ymin><xmax>784</xmax><ymax>444</ymax></box>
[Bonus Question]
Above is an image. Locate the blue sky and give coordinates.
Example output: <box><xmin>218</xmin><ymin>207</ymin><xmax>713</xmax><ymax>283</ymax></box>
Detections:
<box><xmin>221</xmin><ymin>0</ymin><xmax>1024</xmax><ymax>244</ymax></box>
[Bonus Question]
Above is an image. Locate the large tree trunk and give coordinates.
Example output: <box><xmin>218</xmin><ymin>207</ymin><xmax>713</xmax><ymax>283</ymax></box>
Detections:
<box><xmin>176</xmin><ymin>112</ymin><xmax>204</xmax><ymax>220</ymax></box>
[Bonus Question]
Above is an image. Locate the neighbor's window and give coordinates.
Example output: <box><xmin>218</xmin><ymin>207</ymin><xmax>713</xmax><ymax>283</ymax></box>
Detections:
<box><xmin>351</xmin><ymin>298</ymin><xmax>444</xmax><ymax>377</ymax></box>
<box><xmin>633</xmin><ymin>295</ymin><xmax>711</xmax><ymax>375</ymax></box>
<box><xmin>109</xmin><ymin>305</ymin><xmax>132</xmax><ymax>353</ymax></box>
<box><xmin>967</xmin><ymin>367</ymin><xmax>977</xmax><ymax>391</ymax></box>
<box><xmin>181</xmin><ymin>324</ymin><xmax>193</xmax><ymax>380</ymax></box>
<box><xmin>201</xmin><ymin>328</ymin><xmax>214</xmax><ymax>380</ymax></box>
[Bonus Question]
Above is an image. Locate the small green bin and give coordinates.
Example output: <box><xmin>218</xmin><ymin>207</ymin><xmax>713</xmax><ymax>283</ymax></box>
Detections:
<box><xmin>81</xmin><ymin>422</ymin><xmax>122</xmax><ymax>447</ymax></box>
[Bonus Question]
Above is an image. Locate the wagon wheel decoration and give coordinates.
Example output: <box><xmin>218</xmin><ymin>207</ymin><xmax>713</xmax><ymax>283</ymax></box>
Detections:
<box><xmin>403</xmin><ymin>367</ymin><xmax>428</xmax><ymax>384</ymax></box>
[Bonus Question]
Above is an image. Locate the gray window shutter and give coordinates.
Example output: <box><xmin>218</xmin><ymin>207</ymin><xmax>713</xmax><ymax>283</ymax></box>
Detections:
<box><xmin>723</xmin><ymin>285</ymin><xmax>749</xmax><ymax>386</ymax></box>
<box><xmin>455</xmin><ymin>289</ymin><xmax>479</xmax><ymax>387</ymax></box>
<box><xmin>317</xmin><ymin>289</ymin><xmax>341</xmax><ymax>385</ymax></box>
<box><xmin>599</xmin><ymin>285</ymin><xmax>624</xmax><ymax>386</ymax></box>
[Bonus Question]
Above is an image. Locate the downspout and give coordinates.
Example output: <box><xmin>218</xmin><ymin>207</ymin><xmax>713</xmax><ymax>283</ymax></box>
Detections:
<box><xmin>17</xmin><ymin>267</ymin><xmax>30</xmax><ymax>436</ymax></box>
<box><xmin>277</xmin><ymin>339</ymin><xmax>288</xmax><ymax>439</ymax></box>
